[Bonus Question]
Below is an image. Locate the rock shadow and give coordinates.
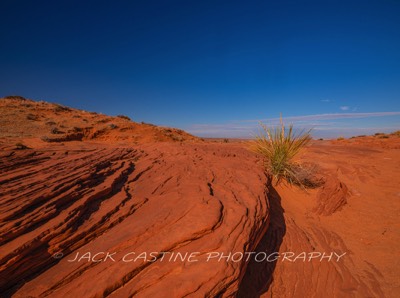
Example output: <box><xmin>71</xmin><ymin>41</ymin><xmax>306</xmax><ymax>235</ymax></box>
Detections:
<box><xmin>237</xmin><ymin>183</ymin><xmax>286</xmax><ymax>297</ymax></box>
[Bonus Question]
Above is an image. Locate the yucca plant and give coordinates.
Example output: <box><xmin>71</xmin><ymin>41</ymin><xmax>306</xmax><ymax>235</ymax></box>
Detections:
<box><xmin>251</xmin><ymin>116</ymin><xmax>312</xmax><ymax>186</ymax></box>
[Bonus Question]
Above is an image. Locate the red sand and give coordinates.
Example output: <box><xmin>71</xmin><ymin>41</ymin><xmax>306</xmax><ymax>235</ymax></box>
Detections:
<box><xmin>1</xmin><ymin>97</ymin><xmax>399</xmax><ymax>297</ymax></box>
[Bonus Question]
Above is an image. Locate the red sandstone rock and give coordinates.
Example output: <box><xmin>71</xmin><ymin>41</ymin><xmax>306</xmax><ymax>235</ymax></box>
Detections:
<box><xmin>1</xmin><ymin>98</ymin><xmax>399</xmax><ymax>297</ymax></box>
<box><xmin>0</xmin><ymin>142</ymin><xmax>268</xmax><ymax>297</ymax></box>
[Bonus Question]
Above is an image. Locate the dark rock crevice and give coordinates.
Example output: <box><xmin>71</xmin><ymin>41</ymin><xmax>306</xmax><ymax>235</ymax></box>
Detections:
<box><xmin>236</xmin><ymin>181</ymin><xmax>286</xmax><ymax>297</ymax></box>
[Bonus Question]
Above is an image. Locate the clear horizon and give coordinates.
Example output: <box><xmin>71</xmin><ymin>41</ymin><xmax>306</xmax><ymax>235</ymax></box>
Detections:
<box><xmin>1</xmin><ymin>0</ymin><xmax>399</xmax><ymax>138</ymax></box>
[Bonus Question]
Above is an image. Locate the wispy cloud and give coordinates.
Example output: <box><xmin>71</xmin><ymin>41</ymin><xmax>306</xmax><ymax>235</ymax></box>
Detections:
<box><xmin>340</xmin><ymin>106</ymin><xmax>350</xmax><ymax>111</ymax></box>
<box><xmin>186</xmin><ymin>112</ymin><xmax>400</xmax><ymax>138</ymax></box>
<box><xmin>240</xmin><ymin>111</ymin><xmax>400</xmax><ymax>123</ymax></box>
<box><xmin>320</xmin><ymin>99</ymin><xmax>331</xmax><ymax>103</ymax></box>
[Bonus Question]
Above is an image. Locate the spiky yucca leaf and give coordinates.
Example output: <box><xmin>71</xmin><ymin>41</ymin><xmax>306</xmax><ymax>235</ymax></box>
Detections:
<box><xmin>251</xmin><ymin>117</ymin><xmax>312</xmax><ymax>185</ymax></box>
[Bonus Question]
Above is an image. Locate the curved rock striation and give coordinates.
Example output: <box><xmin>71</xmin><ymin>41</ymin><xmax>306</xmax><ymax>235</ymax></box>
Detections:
<box><xmin>0</xmin><ymin>142</ymin><xmax>269</xmax><ymax>297</ymax></box>
<box><xmin>1</xmin><ymin>98</ymin><xmax>399</xmax><ymax>297</ymax></box>
<box><xmin>238</xmin><ymin>139</ymin><xmax>400</xmax><ymax>298</ymax></box>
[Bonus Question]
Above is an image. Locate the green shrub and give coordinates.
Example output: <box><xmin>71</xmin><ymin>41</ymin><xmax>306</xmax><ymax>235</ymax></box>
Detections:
<box><xmin>391</xmin><ymin>130</ymin><xmax>400</xmax><ymax>137</ymax></box>
<box><xmin>140</xmin><ymin>121</ymin><xmax>155</xmax><ymax>126</ymax></box>
<box><xmin>53</xmin><ymin>104</ymin><xmax>71</xmax><ymax>112</ymax></box>
<box><xmin>4</xmin><ymin>95</ymin><xmax>27</xmax><ymax>101</ymax></box>
<box><xmin>51</xmin><ymin>127</ymin><xmax>63</xmax><ymax>134</ymax></box>
<box><xmin>117</xmin><ymin>115</ymin><xmax>131</xmax><ymax>121</ymax></box>
<box><xmin>26</xmin><ymin>114</ymin><xmax>38</xmax><ymax>121</ymax></box>
<box><xmin>171</xmin><ymin>135</ymin><xmax>184</xmax><ymax>142</ymax></box>
<box><xmin>250</xmin><ymin>117</ymin><xmax>312</xmax><ymax>186</ymax></box>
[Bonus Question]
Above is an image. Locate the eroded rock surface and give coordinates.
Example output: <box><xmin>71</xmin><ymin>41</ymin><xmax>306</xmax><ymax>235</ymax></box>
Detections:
<box><xmin>238</xmin><ymin>139</ymin><xmax>400</xmax><ymax>298</ymax></box>
<box><xmin>0</xmin><ymin>142</ymin><xmax>269</xmax><ymax>297</ymax></box>
<box><xmin>1</xmin><ymin>98</ymin><xmax>399</xmax><ymax>298</ymax></box>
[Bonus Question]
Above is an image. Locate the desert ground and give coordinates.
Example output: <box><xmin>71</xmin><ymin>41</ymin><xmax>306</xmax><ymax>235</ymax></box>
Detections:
<box><xmin>1</xmin><ymin>97</ymin><xmax>399</xmax><ymax>297</ymax></box>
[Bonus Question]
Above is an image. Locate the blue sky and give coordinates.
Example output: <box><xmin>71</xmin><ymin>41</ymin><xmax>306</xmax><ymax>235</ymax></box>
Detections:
<box><xmin>1</xmin><ymin>0</ymin><xmax>399</xmax><ymax>138</ymax></box>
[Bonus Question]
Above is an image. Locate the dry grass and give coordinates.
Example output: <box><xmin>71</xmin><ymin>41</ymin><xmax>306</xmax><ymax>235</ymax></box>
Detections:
<box><xmin>250</xmin><ymin>117</ymin><xmax>314</xmax><ymax>187</ymax></box>
<box><xmin>391</xmin><ymin>130</ymin><xmax>400</xmax><ymax>137</ymax></box>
